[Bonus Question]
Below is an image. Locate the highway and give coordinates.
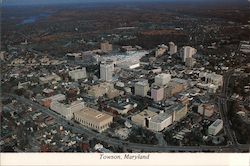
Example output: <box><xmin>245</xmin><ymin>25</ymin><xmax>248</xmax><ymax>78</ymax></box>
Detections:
<box><xmin>218</xmin><ymin>69</ymin><xmax>238</xmax><ymax>146</ymax></box>
<box><xmin>3</xmin><ymin>93</ymin><xmax>249</xmax><ymax>152</ymax></box>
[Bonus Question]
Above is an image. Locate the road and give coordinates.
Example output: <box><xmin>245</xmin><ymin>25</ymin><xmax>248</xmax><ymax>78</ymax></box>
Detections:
<box><xmin>218</xmin><ymin>69</ymin><xmax>238</xmax><ymax>146</ymax></box>
<box><xmin>3</xmin><ymin>93</ymin><xmax>249</xmax><ymax>152</ymax></box>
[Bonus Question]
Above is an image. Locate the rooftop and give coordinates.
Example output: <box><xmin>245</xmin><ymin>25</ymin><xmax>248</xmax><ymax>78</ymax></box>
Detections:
<box><xmin>211</xmin><ymin>119</ymin><xmax>223</xmax><ymax>127</ymax></box>
<box><xmin>150</xmin><ymin>111</ymin><xmax>172</xmax><ymax>123</ymax></box>
<box><xmin>133</xmin><ymin>109</ymin><xmax>157</xmax><ymax>119</ymax></box>
<box><xmin>74</xmin><ymin>107</ymin><xmax>113</xmax><ymax>123</ymax></box>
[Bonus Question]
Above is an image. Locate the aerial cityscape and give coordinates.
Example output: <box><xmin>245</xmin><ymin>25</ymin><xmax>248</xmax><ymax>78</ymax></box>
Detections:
<box><xmin>1</xmin><ymin>0</ymin><xmax>250</xmax><ymax>153</ymax></box>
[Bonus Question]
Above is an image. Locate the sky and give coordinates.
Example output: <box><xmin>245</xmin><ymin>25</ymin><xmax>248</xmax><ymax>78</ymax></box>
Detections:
<box><xmin>3</xmin><ymin>0</ymin><xmax>249</xmax><ymax>6</ymax></box>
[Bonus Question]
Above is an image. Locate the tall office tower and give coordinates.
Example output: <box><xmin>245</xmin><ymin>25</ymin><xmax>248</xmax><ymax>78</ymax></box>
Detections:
<box><xmin>100</xmin><ymin>61</ymin><xmax>114</xmax><ymax>82</ymax></box>
<box><xmin>169</xmin><ymin>42</ymin><xmax>177</xmax><ymax>55</ymax></box>
<box><xmin>151</xmin><ymin>85</ymin><xmax>164</xmax><ymax>102</ymax></box>
<box><xmin>135</xmin><ymin>80</ymin><xmax>150</xmax><ymax>97</ymax></box>
<box><xmin>181</xmin><ymin>46</ymin><xmax>197</xmax><ymax>62</ymax></box>
<box><xmin>101</xmin><ymin>41</ymin><xmax>113</xmax><ymax>53</ymax></box>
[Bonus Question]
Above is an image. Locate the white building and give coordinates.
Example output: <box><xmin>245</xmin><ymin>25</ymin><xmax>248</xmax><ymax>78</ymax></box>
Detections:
<box><xmin>206</xmin><ymin>73</ymin><xmax>223</xmax><ymax>87</ymax></box>
<box><xmin>50</xmin><ymin>100</ymin><xmax>85</xmax><ymax>120</ymax></box>
<box><xmin>169</xmin><ymin>42</ymin><xmax>177</xmax><ymax>55</ymax></box>
<box><xmin>154</xmin><ymin>73</ymin><xmax>171</xmax><ymax>86</ymax></box>
<box><xmin>100</xmin><ymin>61</ymin><xmax>114</xmax><ymax>82</ymax></box>
<box><xmin>149</xmin><ymin>111</ymin><xmax>173</xmax><ymax>131</ymax></box>
<box><xmin>134</xmin><ymin>80</ymin><xmax>150</xmax><ymax>97</ymax></box>
<box><xmin>208</xmin><ymin>119</ymin><xmax>223</xmax><ymax>136</ymax></box>
<box><xmin>69</xmin><ymin>68</ymin><xmax>87</xmax><ymax>81</ymax></box>
<box><xmin>181</xmin><ymin>46</ymin><xmax>197</xmax><ymax>62</ymax></box>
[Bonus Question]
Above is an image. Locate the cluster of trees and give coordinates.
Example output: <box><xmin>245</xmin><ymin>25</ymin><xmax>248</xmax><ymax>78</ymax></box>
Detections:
<box><xmin>228</xmin><ymin>101</ymin><xmax>250</xmax><ymax>144</ymax></box>
<box><xmin>127</xmin><ymin>128</ymin><xmax>158</xmax><ymax>145</ymax></box>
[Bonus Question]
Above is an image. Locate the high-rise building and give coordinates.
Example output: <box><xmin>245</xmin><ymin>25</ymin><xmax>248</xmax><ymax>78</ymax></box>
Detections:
<box><xmin>134</xmin><ymin>80</ymin><xmax>149</xmax><ymax>97</ymax></box>
<box><xmin>101</xmin><ymin>41</ymin><xmax>113</xmax><ymax>53</ymax></box>
<box><xmin>181</xmin><ymin>46</ymin><xmax>197</xmax><ymax>62</ymax></box>
<box><xmin>151</xmin><ymin>85</ymin><xmax>164</xmax><ymax>102</ymax></box>
<box><xmin>100</xmin><ymin>61</ymin><xmax>114</xmax><ymax>82</ymax></box>
<box><xmin>169</xmin><ymin>42</ymin><xmax>177</xmax><ymax>55</ymax></box>
<box><xmin>155</xmin><ymin>73</ymin><xmax>171</xmax><ymax>86</ymax></box>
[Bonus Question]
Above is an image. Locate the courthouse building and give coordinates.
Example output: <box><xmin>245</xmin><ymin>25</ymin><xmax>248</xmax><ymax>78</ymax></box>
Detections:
<box><xmin>74</xmin><ymin>107</ymin><xmax>113</xmax><ymax>133</ymax></box>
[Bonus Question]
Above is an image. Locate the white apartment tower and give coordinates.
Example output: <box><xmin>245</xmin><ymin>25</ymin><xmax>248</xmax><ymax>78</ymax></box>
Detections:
<box><xmin>100</xmin><ymin>61</ymin><xmax>114</xmax><ymax>82</ymax></box>
<box><xmin>181</xmin><ymin>46</ymin><xmax>197</xmax><ymax>62</ymax></box>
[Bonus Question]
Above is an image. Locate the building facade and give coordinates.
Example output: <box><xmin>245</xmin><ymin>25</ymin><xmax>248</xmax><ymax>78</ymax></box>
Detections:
<box><xmin>181</xmin><ymin>46</ymin><xmax>197</xmax><ymax>62</ymax></box>
<box><xmin>151</xmin><ymin>85</ymin><xmax>164</xmax><ymax>102</ymax></box>
<box><xmin>198</xmin><ymin>104</ymin><xmax>215</xmax><ymax>117</ymax></box>
<box><xmin>74</xmin><ymin>107</ymin><xmax>113</xmax><ymax>133</ymax></box>
<box><xmin>50</xmin><ymin>100</ymin><xmax>85</xmax><ymax>120</ymax></box>
<box><xmin>69</xmin><ymin>68</ymin><xmax>87</xmax><ymax>81</ymax></box>
<box><xmin>100</xmin><ymin>61</ymin><xmax>114</xmax><ymax>82</ymax></box>
<box><xmin>134</xmin><ymin>80</ymin><xmax>150</xmax><ymax>97</ymax></box>
<box><xmin>208</xmin><ymin>119</ymin><xmax>223</xmax><ymax>136</ymax></box>
<box><xmin>155</xmin><ymin>73</ymin><xmax>171</xmax><ymax>86</ymax></box>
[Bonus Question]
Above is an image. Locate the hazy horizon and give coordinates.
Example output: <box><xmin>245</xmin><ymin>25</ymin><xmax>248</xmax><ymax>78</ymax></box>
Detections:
<box><xmin>3</xmin><ymin>0</ymin><xmax>250</xmax><ymax>6</ymax></box>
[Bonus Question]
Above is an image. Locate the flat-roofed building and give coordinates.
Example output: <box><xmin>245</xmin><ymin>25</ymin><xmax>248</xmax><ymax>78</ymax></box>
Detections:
<box><xmin>198</xmin><ymin>104</ymin><xmax>215</xmax><ymax>117</ymax></box>
<box><xmin>155</xmin><ymin>73</ymin><xmax>171</xmax><ymax>86</ymax></box>
<box><xmin>69</xmin><ymin>68</ymin><xmax>87</xmax><ymax>81</ymax></box>
<box><xmin>180</xmin><ymin>46</ymin><xmax>197</xmax><ymax>62</ymax></box>
<box><xmin>151</xmin><ymin>85</ymin><xmax>164</xmax><ymax>102</ymax></box>
<box><xmin>149</xmin><ymin>111</ymin><xmax>172</xmax><ymax>131</ymax></box>
<box><xmin>131</xmin><ymin>110</ymin><xmax>157</xmax><ymax>127</ymax></box>
<box><xmin>171</xmin><ymin>104</ymin><xmax>188</xmax><ymax>122</ymax></box>
<box><xmin>165</xmin><ymin>81</ymin><xmax>184</xmax><ymax>98</ymax></box>
<box><xmin>41</xmin><ymin>94</ymin><xmax>66</xmax><ymax>108</ymax></box>
<box><xmin>100</xmin><ymin>61</ymin><xmax>114</xmax><ymax>82</ymax></box>
<box><xmin>132</xmin><ymin>103</ymin><xmax>187</xmax><ymax>131</ymax></box>
<box><xmin>39</xmin><ymin>74</ymin><xmax>61</xmax><ymax>84</ymax></box>
<box><xmin>206</xmin><ymin>73</ymin><xmax>223</xmax><ymax>87</ymax></box>
<box><xmin>208</xmin><ymin>119</ymin><xmax>223</xmax><ymax>136</ymax></box>
<box><xmin>107</xmin><ymin>100</ymin><xmax>137</xmax><ymax>115</ymax></box>
<box><xmin>50</xmin><ymin>100</ymin><xmax>85</xmax><ymax>120</ymax></box>
<box><xmin>87</xmin><ymin>82</ymin><xmax>115</xmax><ymax>98</ymax></box>
<box><xmin>74</xmin><ymin>107</ymin><xmax>113</xmax><ymax>133</ymax></box>
<box><xmin>134</xmin><ymin>80</ymin><xmax>149</xmax><ymax>97</ymax></box>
